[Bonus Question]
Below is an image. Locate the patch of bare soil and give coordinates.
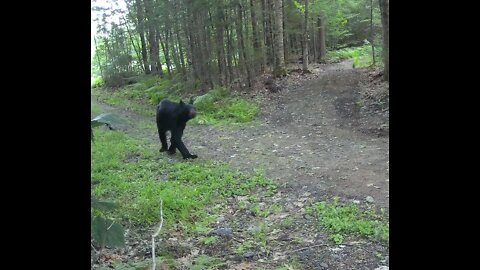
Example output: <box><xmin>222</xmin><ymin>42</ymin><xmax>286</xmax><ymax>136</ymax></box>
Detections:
<box><xmin>187</xmin><ymin>60</ymin><xmax>389</xmax><ymax>209</ymax></box>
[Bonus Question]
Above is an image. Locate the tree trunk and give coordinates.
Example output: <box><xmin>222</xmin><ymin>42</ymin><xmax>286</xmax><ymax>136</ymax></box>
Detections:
<box><xmin>134</xmin><ymin>0</ymin><xmax>150</xmax><ymax>74</ymax></box>
<box><xmin>215</xmin><ymin>5</ymin><xmax>227</xmax><ymax>86</ymax></box>
<box><xmin>264</xmin><ymin>0</ymin><xmax>274</xmax><ymax>66</ymax></box>
<box><xmin>226</xmin><ymin>22</ymin><xmax>234</xmax><ymax>84</ymax></box>
<box><xmin>302</xmin><ymin>0</ymin><xmax>309</xmax><ymax>72</ymax></box>
<box><xmin>195</xmin><ymin>10</ymin><xmax>212</xmax><ymax>89</ymax></box>
<box><xmin>236</xmin><ymin>1</ymin><xmax>252</xmax><ymax>88</ymax></box>
<box><xmin>93</xmin><ymin>36</ymin><xmax>104</xmax><ymax>78</ymax></box>
<box><xmin>123</xmin><ymin>16</ymin><xmax>143</xmax><ymax>72</ymax></box>
<box><xmin>148</xmin><ymin>28</ymin><xmax>162</xmax><ymax>75</ymax></box>
<box><xmin>176</xmin><ymin>31</ymin><xmax>186</xmax><ymax>75</ymax></box>
<box><xmin>370</xmin><ymin>0</ymin><xmax>376</xmax><ymax>65</ymax></box>
<box><xmin>317</xmin><ymin>16</ymin><xmax>326</xmax><ymax>62</ymax></box>
<box><xmin>159</xmin><ymin>31</ymin><xmax>172</xmax><ymax>78</ymax></box>
<box><xmin>379</xmin><ymin>0</ymin><xmax>389</xmax><ymax>81</ymax></box>
<box><xmin>144</xmin><ymin>0</ymin><xmax>162</xmax><ymax>76</ymax></box>
<box><xmin>282</xmin><ymin>0</ymin><xmax>289</xmax><ymax>64</ymax></box>
<box><xmin>169</xmin><ymin>30</ymin><xmax>181</xmax><ymax>75</ymax></box>
<box><xmin>273</xmin><ymin>0</ymin><xmax>286</xmax><ymax>77</ymax></box>
<box><xmin>172</xmin><ymin>0</ymin><xmax>186</xmax><ymax>76</ymax></box>
<box><xmin>250</xmin><ymin>0</ymin><xmax>262</xmax><ymax>73</ymax></box>
<box><xmin>183</xmin><ymin>5</ymin><xmax>199</xmax><ymax>82</ymax></box>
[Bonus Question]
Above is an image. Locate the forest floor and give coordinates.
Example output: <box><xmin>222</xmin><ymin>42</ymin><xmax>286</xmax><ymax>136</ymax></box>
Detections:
<box><xmin>91</xmin><ymin>59</ymin><xmax>389</xmax><ymax>270</ymax></box>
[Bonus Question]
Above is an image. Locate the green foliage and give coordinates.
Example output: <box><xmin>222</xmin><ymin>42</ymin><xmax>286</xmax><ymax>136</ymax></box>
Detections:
<box><xmin>91</xmin><ymin>76</ymin><xmax>104</xmax><ymax>88</ymax></box>
<box><xmin>190</xmin><ymin>255</ymin><xmax>225</xmax><ymax>270</ymax></box>
<box><xmin>91</xmin><ymin>129</ymin><xmax>276</xmax><ymax>228</ymax></box>
<box><xmin>235</xmin><ymin>240</ymin><xmax>254</xmax><ymax>255</ymax></box>
<box><xmin>200</xmin><ymin>236</ymin><xmax>219</xmax><ymax>245</ymax></box>
<box><xmin>308</xmin><ymin>0</ymin><xmax>382</xmax><ymax>48</ymax></box>
<box><xmin>192</xmin><ymin>87</ymin><xmax>259</xmax><ymax>125</ymax></box>
<box><xmin>306</xmin><ymin>198</ymin><xmax>389</xmax><ymax>244</ymax></box>
<box><xmin>327</xmin><ymin>45</ymin><xmax>382</xmax><ymax>68</ymax></box>
<box><xmin>292</xmin><ymin>0</ymin><xmax>305</xmax><ymax>13</ymax></box>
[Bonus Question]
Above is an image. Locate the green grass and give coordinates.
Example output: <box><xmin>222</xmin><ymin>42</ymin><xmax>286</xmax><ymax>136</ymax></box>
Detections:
<box><xmin>199</xmin><ymin>235</ymin><xmax>219</xmax><ymax>245</ymax></box>
<box><xmin>91</xmin><ymin>102</ymin><xmax>102</xmax><ymax>114</ymax></box>
<box><xmin>191</xmin><ymin>87</ymin><xmax>259</xmax><ymax>125</ymax></box>
<box><xmin>91</xmin><ymin>76</ymin><xmax>104</xmax><ymax>88</ymax></box>
<box><xmin>91</xmin><ymin>129</ymin><xmax>276</xmax><ymax>230</ymax></box>
<box><xmin>327</xmin><ymin>45</ymin><xmax>383</xmax><ymax>68</ymax></box>
<box><xmin>190</xmin><ymin>255</ymin><xmax>226</xmax><ymax>270</ymax></box>
<box><xmin>306</xmin><ymin>198</ymin><xmax>389</xmax><ymax>244</ymax></box>
<box><xmin>138</xmin><ymin>120</ymin><xmax>156</xmax><ymax>130</ymax></box>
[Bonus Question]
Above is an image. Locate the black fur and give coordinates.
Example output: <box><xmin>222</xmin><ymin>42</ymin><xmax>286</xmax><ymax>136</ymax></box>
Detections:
<box><xmin>156</xmin><ymin>99</ymin><xmax>198</xmax><ymax>159</ymax></box>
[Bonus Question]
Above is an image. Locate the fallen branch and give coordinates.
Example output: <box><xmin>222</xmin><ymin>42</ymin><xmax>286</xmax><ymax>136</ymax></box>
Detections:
<box><xmin>151</xmin><ymin>199</ymin><xmax>164</xmax><ymax>270</ymax></box>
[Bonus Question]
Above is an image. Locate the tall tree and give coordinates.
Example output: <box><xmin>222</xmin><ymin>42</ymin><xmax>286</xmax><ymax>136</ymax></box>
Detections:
<box><xmin>273</xmin><ymin>0</ymin><xmax>286</xmax><ymax>77</ymax></box>
<box><xmin>263</xmin><ymin>0</ymin><xmax>274</xmax><ymax>66</ymax></box>
<box><xmin>215</xmin><ymin>2</ymin><xmax>227</xmax><ymax>85</ymax></box>
<box><xmin>302</xmin><ymin>0</ymin><xmax>309</xmax><ymax>72</ymax></box>
<box><xmin>370</xmin><ymin>0</ymin><xmax>376</xmax><ymax>65</ymax></box>
<box><xmin>250</xmin><ymin>0</ymin><xmax>262</xmax><ymax>73</ymax></box>
<box><xmin>144</xmin><ymin>0</ymin><xmax>162</xmax><ymax>76</ymax></box>
<box><xmin>317</xmin><ymin>16</ymin><xmax>326</xmax><ymax>62</ymax></box>
<box><xmin>236</xmin><ymin>1</ymin><xmax>253</xmax><ymax>87</ymax></box>
<box><xmin>134</xmin><ymin>0</ymin><xmax>150</xmax><ymax>74</ymax></box>
<box><xmin>379</xmin><ymin>0</ymin><xmax>389</xmax><ymax>81</ymax></box>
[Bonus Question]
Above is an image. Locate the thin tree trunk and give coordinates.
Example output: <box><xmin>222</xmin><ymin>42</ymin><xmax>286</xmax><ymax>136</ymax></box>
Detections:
<box><xmin>176</xmin><ymin>31</ymin><xmax>186</xmax><ymax>75</ymax></box>
<box><xmin>184</xmin><ymin>6</ymin><xmax>198</xmax><ymax>82</ymax></box>
<box><xmin>317</xmin><ymin>16</ymin><xmax>326</xmax><ymax>62</ymax></box>
<box><xmin>159</xmin><ymin>31</ymin><xmax>172</xmax><ymax>78</ymax></box>
<box><xmin>236</xmin><ymin>1</ymin><xmax>252</xmax><ymax>88</ymax></box>
<box><xmin>264</xmin><ymin>0</ymin><xmax>274</xmax><ymax>66</ymax></box>
<box><xmin>123</xmin><ymin>17</ymin><xmax>143</xmax><ymax>72</ymax></box>
<box><xmin>204</xmin><ymin>10</ymin><xmax>214</xmax><ymax>88</ymax></box>
<box><xmin>282</xmin><ymin>0</ymin><xmax>288</xmax><ymax>64</ymax></box>
<box><xmin>273</xmin><ymin>0</ymin><xmax>286</xmax><ymax>77</ymax></box>
<box><xmin>169</xmin><ymin>30</ymin><xmax>180</xmax><ymax>75</ymax></box>
<box><xmin>93</xmin><ymin>36</ymin><xmax>104</xmax><ymax>78</ymax></box>
<box><xmin>312</xmin><ymin>24</ymin><xmax>316</xmax><ymax>63</ymax></box>
<box><xmin>172</xmin><ymin>0</ymin><xmax>186</xmax><ymax>76</ymax></box>
<box><xmin>148</xmin><ymin>28</ymin><xmax>162</xmax><ymax>75</ymax></box>
<box><xmin>250</xmin><ymin>0</ymin><xmax>262</xmax><ymax>73</ymax></box>
<box><xmin>370</xmin><ymin>0</ymin><xmax>376</xmax><ymax>65</ymax></box>
<box><xmin>144</xmin><ymin>0</ymin><xmax>162</xmax><ymax>76</ymax></box>
<box><xmin>135</xmin><ymin>0</ymin><xmax>150</xmax><ymax>74</ymax></box>
<box><xmin>379</xmin><ymin>0</ymin><xmax>389</xmax><ymax>81</ymax></box>
<box><xmin>215</xmin><ymin>5</ymin><xmax>227</xmax><ymax>86</ymax></box>
<box><xmin>226</xmin><ymin>22</ymin><xmax>234</xmax><ymax>84</ymax></box>
<box><xmin>302</xmin><ymin>0</ymin><xmax>309</xmax><ymax>72</ymax></box>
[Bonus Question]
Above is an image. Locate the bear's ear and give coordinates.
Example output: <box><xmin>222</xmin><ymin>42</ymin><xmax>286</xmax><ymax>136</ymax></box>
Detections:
<box><xmin>189</xmin><ymin>97</ymin><xmax>195</xmax><ymax>105</ymax></box>
<box><xmin>179</xmin><ymin>100</ymin><xmax>184</xmax><ymax>105</ymax></box>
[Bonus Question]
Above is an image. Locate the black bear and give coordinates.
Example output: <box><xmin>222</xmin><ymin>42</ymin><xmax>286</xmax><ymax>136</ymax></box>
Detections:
<box><xmin>156</xmin><ymin>99</ymin><xmax>198</xmax><ymax>159</ymax></box>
